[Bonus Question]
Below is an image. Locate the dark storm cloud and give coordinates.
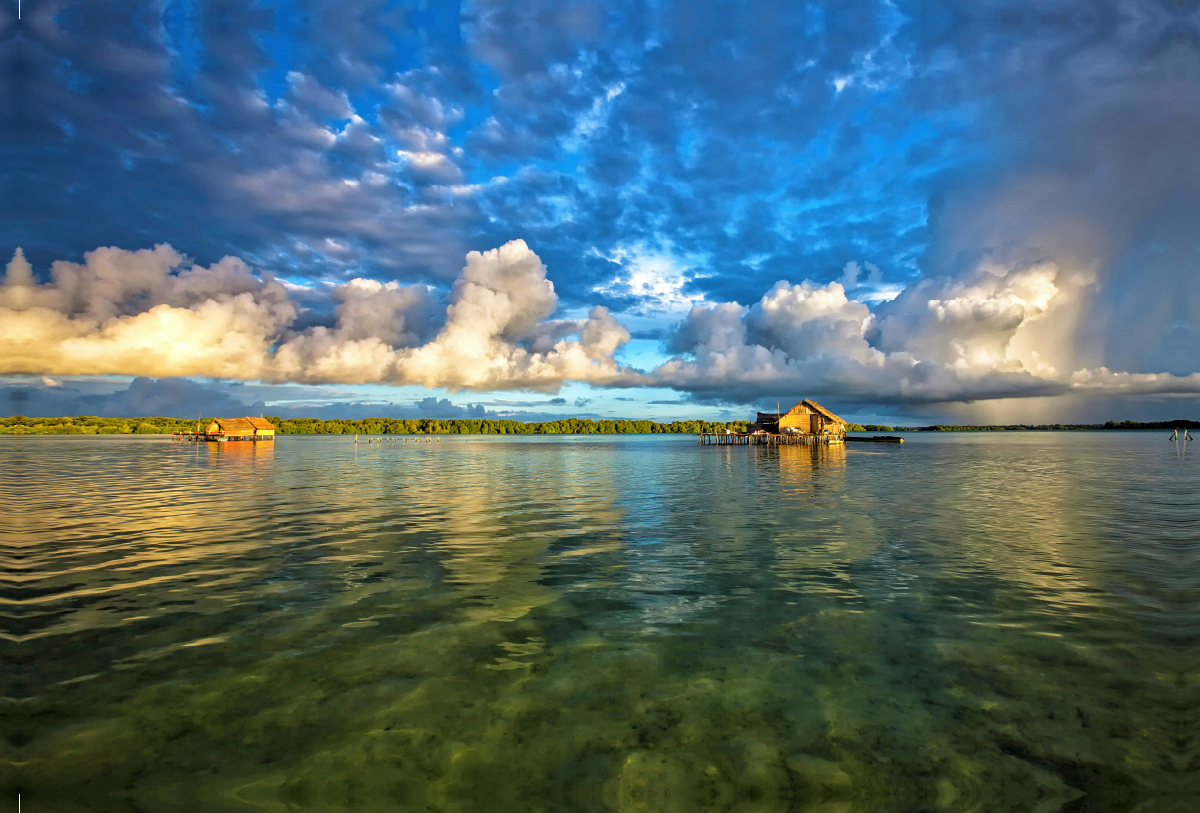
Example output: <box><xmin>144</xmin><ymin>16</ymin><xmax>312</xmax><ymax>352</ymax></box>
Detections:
<box><xmin>0</xmin><ymin>377</ymin><xmax>542</xmax><ymax>420</ymax></box>
<box><xmin>2</xmin><ymin>377</ymin><xmax>263</xmax><ymax>418</ymax></box>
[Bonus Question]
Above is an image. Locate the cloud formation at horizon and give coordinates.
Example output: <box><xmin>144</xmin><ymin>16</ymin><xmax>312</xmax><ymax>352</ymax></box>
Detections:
<box><xmin>0</xmin><ymin>375</ymin><xmax>547</xmax><ymax>422</ymax></box>
<box><xmin>5</xmin><ymin>240</ymin><xmax>1200</xmax><ymax>408</ymax></box>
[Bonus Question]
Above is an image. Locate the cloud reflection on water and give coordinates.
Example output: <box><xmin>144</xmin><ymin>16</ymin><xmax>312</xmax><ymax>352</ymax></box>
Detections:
<box><xmin>1</xmin><ymin>433</ymin><xmax>1195</xmax><ymax>809</ymax></box>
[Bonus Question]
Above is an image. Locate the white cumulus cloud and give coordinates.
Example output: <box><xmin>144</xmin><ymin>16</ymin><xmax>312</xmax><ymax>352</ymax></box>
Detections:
<box><xmin>648</xmin><ymin>259</ymin><xmax>1200</xmax><ymax>405</ymax></box>
<box><xmin>0</xmin><ymin>241</ymin><xmax>637</xmax><ymax>392</ymax></box>
<box><xmin>6</xmin><ymin>240</ymin><xmax>1200</xmax><ymax>408</ymax></box>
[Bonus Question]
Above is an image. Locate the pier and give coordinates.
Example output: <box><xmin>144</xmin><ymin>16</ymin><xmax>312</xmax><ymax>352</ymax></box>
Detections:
<box><xmin>699</xmin><ymin>432</ymin><xmax>844</xmax><ymax>446</ymax></box>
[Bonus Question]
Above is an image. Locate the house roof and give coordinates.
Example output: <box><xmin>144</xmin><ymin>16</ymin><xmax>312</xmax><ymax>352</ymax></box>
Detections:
<box><xmin>755</xmin><ymin>401</ymin><xmax>846</xmax><ymax>426</ymax></box>
<box><xmin>211</xmin><ymin>417</ymin><xmax>275</xmax><ymax>434</ymax></box>
<box><xmin>794</xmin><ymin>399</ymin><xmax>845</xmax><ymax>424</ymax></box>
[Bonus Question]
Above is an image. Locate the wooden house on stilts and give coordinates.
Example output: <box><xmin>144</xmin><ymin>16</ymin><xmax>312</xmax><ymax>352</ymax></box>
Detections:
<box><xmin>174</xmin><ymin>416</ymin><xmax>276</xmax><ymax>442</ymax></box>
<box><xmin>701</xmin><ymin>399</ymin><xmax>848</xmax><ymax>446</ymax></box>
<box><xmin>756</xmin><ymin>400</ymin><xmax>847</xmax><ymax>438</ymax></box>
<box><xmin>202</xmin><ymin>417</ymin><xmax>276</xmax><ymax>442</ymax></box>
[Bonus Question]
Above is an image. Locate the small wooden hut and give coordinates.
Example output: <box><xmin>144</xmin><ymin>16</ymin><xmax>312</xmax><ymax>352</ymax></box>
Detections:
<box><xmin>756</xmin><ymin>400</ymin><xmax>847</xmax><ymax>437</ymax></box>
<box><xmin>204</xmin><ymin>417</ymin><xmax>276</xmax><ymax>441</ymax></box>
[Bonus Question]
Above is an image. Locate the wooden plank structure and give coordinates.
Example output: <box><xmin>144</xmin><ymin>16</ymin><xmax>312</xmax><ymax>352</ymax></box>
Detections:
<box><xmin>699</xmin><ymin>431</ymin><xmax>839</xmax><ymax>446</ymax></box>
<box><xmin>700</xmin><ymin>399</ymin><xmax>849</xmax><ymax>446</ymax></box>
<box><xmin>758</xmin><ymin>399</ymin><xmax>848</xmax><ymax>436</ymax></box>
<box><xmin>174</xmin><ymin>416</ymin><xmax>275</xmax><ymax>442</ymax></box>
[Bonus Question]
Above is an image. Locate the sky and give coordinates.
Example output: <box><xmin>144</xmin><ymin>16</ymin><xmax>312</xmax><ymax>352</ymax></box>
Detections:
<box><xmin>2</xmin><ymin>0</ymin><xmax>1200</xmax><ymax>424</ymax></box>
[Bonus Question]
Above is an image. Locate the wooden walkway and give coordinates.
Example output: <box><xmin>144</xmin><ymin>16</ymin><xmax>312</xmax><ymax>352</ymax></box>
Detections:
<box><xmin>171</xmin><ymin>432</ymin><xmax>273</xmax><ymax>443</ymax></box>
<box><xmin>699</xmin><ymin>432</ymin><xmax>844</xmax><ymax>446</ymax></box>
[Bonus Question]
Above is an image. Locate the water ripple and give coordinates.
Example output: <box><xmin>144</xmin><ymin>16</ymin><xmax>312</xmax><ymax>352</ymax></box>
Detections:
<box><xmin>1</xmin><ymin>432</ymin><xmax>1197</xmax><ymax>810</ymax></box>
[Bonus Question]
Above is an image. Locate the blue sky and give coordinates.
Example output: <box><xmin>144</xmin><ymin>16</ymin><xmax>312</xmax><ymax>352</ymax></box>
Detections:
<box><xmin>3</xmin><ymin>0</ymin><xmax>1200</xmax><ymax>423</ymax></box>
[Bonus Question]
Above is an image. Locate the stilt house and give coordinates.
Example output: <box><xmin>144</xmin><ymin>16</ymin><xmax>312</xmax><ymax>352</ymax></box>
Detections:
<box><xmin>756</xmin><ymin>400</ymin><xmax>847</xmax><ymax>437</ymax></box>
<box><xmin>205</xmin><ymin>417</ymin><xmax>276</xmax><ymax>441</ymax></box>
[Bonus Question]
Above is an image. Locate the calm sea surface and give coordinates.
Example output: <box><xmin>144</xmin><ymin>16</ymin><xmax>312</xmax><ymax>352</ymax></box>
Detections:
<box><xmin>2</xmin><ymin>432</ymin><xmax>1197</xmax><ymax>812</ymax></box>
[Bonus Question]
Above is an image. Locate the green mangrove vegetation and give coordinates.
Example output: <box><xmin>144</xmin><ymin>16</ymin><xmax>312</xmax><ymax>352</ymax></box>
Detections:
<box><xmin>0</xmin><ymin>415</ymin><xmax>200</xmax><ymax>435</ymax></box>
<box><xmin>0</xmin><ymin>415</ymin><xmax>766</xmax><ymax>436</ymax></box>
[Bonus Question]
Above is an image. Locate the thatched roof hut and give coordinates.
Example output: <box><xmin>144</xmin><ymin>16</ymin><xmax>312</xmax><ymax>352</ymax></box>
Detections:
<box><xmin>205</xmin><ymin>417</ymin><xmax>276</xmax><ymax>440</ymax></box>
<box><xmin>755</xmin><ymin>400</ymin><xmax>847</xmax><ymax>436</ymax></box>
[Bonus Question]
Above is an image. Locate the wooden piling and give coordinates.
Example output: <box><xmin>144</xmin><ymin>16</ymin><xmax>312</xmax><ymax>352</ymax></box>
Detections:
<box><xmin>698</xmin><ymin>431</ymin><xmax>845</xmax><ymax>447</ymax></box>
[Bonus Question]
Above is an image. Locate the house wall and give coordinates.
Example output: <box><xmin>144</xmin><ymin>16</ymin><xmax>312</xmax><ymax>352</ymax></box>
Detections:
<box><xmin>778</xmin><ymin>413</ymin><xmax>812</xmax><ymax>433</ymax></box>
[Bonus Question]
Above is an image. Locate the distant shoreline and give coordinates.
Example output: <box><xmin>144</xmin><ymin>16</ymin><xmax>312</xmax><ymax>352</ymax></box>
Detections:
<box><xmin>2</xmin><ymin>415</ymin><xmax>1197</xmax><ymax>436</ymax></box>
<box><xmin>1</xmin><ymin>416</ymin><xmax>746</xmax><ymax>436</ymax></box>
<box><xmin>873</xmin><ymin>419</ymin><xmax>1200</xmax><ymax>432</ymax></box>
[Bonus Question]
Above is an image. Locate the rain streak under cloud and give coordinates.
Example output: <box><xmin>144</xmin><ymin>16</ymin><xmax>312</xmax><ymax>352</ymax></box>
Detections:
<box><xmin>2</xmin><ymin>0</ymin><xmax>1200</xmax><ymax>421</ymax></box>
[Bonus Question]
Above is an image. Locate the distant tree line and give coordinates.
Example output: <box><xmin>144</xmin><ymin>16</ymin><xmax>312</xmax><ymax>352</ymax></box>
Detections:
<box><xmin>1</xmin><ymin>415</ymin><xmax>760</xmax><ymax>435</ymax></box>
<box><xmin>2</xmin><ymin>415</ymin><xmax>1195</xmax><ymax>436</ymax></box>
<box><xmin>269</xmin><ymin>417</ymin><xmax>763</xmax><ymax>435</ymax></box>
<box><xmin>0</xmin><ymin>415</ymin><xmax>200</xmax><ymax>434</ymax></box>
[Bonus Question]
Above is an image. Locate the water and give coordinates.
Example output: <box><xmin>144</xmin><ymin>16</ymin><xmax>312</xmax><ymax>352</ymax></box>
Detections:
<box><xmin>1</xmin><ymin>432</ymin><xmax>1196</xmax><ymax>812</ymax></box>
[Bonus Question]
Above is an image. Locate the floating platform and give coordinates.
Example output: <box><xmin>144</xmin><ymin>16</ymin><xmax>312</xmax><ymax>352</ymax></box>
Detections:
<box><xmin>845</xmin><ymin>435</ymin><xmax>904</xmax><ymax>443</ymax></box>
<box><xmin>699</xmin><ymin>432</ymin><xmax>844</xmax><ymax>446</ymax></box>
<box><xmin>171</xmin><ymin>432</ymin><xmax>273</xmax><ymax>443</ymax></box>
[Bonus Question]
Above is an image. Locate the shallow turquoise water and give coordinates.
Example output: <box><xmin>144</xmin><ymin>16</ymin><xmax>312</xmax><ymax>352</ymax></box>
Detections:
<box><xmin>2</xmin><ymin>432</ymin><xmax>1197</xmax><ymax>811</ymax></box>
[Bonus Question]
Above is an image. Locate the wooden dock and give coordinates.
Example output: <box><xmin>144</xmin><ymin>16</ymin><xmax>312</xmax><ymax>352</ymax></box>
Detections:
<box><xmin>699</xmin><ymin>432</ymin><xmax>845</xmax><ymax>446</ymax></box>
<box><xmin>845</xmin><ymin>435</ymin><xmax>904</xmax><ymax>444</ymax></box>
